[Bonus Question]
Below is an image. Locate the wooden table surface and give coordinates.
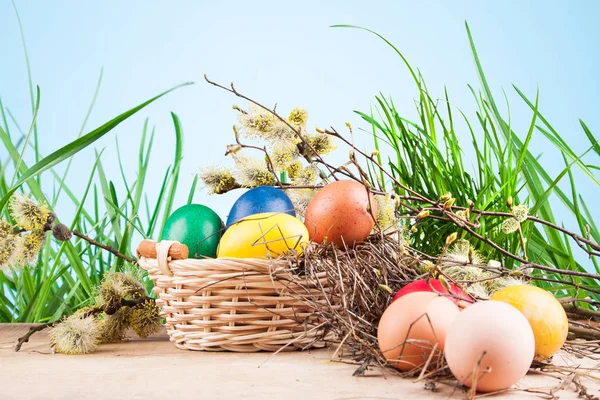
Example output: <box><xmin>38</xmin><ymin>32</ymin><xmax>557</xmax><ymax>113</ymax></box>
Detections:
<box><xmin>1</xmin><ymin>324</ymin><xmax>598</xmax><ymax>400</ymax></box>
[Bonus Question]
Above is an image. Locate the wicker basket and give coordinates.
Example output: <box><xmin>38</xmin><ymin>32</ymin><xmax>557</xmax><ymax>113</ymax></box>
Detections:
<box><xmin>137</xmin><ymin>240</ymin><xmax>335</xmax><ymax>352</ymax></box>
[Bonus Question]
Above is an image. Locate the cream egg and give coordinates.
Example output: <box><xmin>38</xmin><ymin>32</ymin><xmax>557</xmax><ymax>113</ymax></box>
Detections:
<box><xmin>444</xmin><ymin>300</ymin><xmax>535</xmax><ymax>393</ymax></box>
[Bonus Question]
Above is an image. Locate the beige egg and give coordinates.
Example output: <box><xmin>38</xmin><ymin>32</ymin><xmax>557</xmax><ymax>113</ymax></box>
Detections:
<box><xmin>444</xmin><ymin>300</ymin><xmax>535</xmax><ymax>393</ymax></box>
<box><xmin>377</xmin><ymin>291</ymin><xmax>460</xmax><ymax>372</ymax></box>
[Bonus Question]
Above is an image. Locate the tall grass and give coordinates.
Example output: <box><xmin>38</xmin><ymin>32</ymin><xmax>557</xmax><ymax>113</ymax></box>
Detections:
<box><xmin>338</xmin><ymin>23</ymin><xmax>600</xmax><ymax>299</ymax></box>
<box><xmin>0</xmin><ymin>105</ymin><xmax>195</xmax><ymax>322</ymax></box>
<box><xmin>0</xmin><ymin>5</ymin><xmax>193</xmax><ymax>322</ymax></box>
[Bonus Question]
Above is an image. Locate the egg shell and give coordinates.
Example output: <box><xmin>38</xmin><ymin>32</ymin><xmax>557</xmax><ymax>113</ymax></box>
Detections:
<box><xmin>304</xmin><ymin>180</ymin><xmax>377</xmax><ymax>248</ymax></box>
<box><xmin>217</xmin><ymin>212</ymin><xmax>308</xmax><ymax>258</ymax></box>
<box><xmin>444</xmin><ymin>300</ymin><xmax>535</xmax><ymax>393</ymax></box>
<box><xmin>377</xmin><ymin>291</ymin><xmax>460</xmax><ymax>372</ymax></box>
<box><xmin>226</xmin><ymin>186</ymin><xmax>296</xmax><ymax>227</ymax></box>
<box><xmin>160</xmin><ymin>204</ymin><xmax>224</xmax><ymax>259</ymax></box>
<box><xmin>392</xmin><ymin>279</ymin><xmax>472</xmax><ymax>306</ymax></box>
<box><xmin>490</xmin><ymin>284</ymin><xmax>568</xmax><ymax>358</ymax></box>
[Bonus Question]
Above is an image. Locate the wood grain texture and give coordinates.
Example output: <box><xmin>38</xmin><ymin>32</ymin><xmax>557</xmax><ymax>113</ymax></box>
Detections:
<box><xmin>1</xmin><ymin>324</ymin><xmax>599</xmax><ymax>400</ymax></box>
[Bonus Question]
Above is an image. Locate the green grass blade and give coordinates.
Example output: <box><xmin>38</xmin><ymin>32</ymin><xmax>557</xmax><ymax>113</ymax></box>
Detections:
<box><xmin>158</xmin><ymin>112</ymin><xmax>184</xmax><ymax>234</ymax></box>
<box><xmin>53</xmin><ymin>68</ymin><xmax>104</xmax><ymax>206</ymax></box>
<box><xmin>0</xmin><ymin>82</ymin><xmax>193</xmax><ymax>211</ymax></box>
<box><xmin>187</xmin><ymin>175</ymin><xmax>198</xmax><ymax>204</ymax></box>
<box><xmin>11</xmin><ymin>86</ymin><xmax>40</xmax><ymax>186</ymax></box>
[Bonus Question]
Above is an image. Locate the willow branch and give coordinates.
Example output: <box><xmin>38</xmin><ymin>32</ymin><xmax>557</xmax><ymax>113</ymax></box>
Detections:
<box><xmin>14</xmin><ymin>322</ymin><xmax>54</xmax><ymax>352</ymax></box>
<box><xmin>458</xmin><ymin>223</ymin><xmax>600</xmax><ymax>281</ymax></box>
<box><xmin>203</xmin><ymin>76</ymin><xmax>600</xmax><ymax>289</ymax></box>
<box><xmin>72</xmin><ymin>230</ymin><xmax>138</xmax><ymax>265</ymax></box>
<box><xmin>14</xmin><ymin>296</ymin><xmax>154</xmax><ymax>352</ymax></box>
<box><xmin>204</xmin><ymin>74</ymin><xmax>339</xmax><ymax>181</ymax></box>
<box><xmin>464</xmin><ymin>209</ymin><xmax>600</xmax><ymax>256</ymax></box>
<box><xmin>325</xmin><ymin>127</ymin><xmax>432</xmax><ymax>203</ymax></box>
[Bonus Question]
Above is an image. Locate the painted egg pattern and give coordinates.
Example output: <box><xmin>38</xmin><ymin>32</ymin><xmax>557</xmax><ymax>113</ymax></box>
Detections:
<box><xmin>218</xmin><ymin>212</ymin><xmax>308</xmax><ymax>258</ymax></box>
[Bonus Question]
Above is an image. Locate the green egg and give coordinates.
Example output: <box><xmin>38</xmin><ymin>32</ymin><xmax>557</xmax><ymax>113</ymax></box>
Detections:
<box><xmin>160</xmin><ymin>204</ymin><xmax>224</xmax><ymax>259</ymax></box>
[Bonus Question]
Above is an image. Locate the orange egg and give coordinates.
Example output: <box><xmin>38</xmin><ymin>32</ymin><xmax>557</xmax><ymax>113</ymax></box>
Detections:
<box><xmin>377</xmin><ymin>291</ymin><xmax>460</xmax><ymax>372</ymax></box>
<box><xmin>444</xmin><ymin>301</ymin><xmax>535</xmax><ymax>392</ymax></box>
<box><xmin>304</xmin><ymin>180</ymin><xmax>376</xmax><ymax>248</ymax></box>
<box><xmin>490</xmin><ymin>284</ymin><xmax>568</xmax><ymax>358</ymax></box>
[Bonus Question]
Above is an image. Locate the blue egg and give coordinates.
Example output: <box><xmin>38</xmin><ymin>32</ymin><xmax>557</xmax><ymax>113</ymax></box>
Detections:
<box><xmin>226</xmin><ymin>186</ymin><xmax>296</xmax><ymax>227</ymax></box>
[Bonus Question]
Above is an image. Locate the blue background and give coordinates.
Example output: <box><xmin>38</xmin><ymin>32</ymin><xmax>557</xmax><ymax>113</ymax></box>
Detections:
<box><xmin>1</xmin><ymin>1</ymin><xmax>598</xmax><ymax>268</ymax></box>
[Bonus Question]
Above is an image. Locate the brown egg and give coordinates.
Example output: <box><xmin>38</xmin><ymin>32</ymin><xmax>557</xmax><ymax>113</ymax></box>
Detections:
<box><xmin>304</xmin><ymin>180</ymin><xmax>377</xmax><ymax>247</ymax></box>
<box><xmin>444</xmin><ymin>301</ymin><xmax>535</xmax><ymax>393</ymax></box>
<box><xmin>377</xmin><ymin>291</ymin><xmax>460</xmax><ymax>372</ymax></box>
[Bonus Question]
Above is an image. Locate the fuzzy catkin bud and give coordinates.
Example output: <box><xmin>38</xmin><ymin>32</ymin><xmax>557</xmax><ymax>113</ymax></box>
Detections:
<box><xmin>130</xmin><ymin>300</ymin><xmax>161</xmax><ymax>339</ymax></box>
<box><xmin>52</xmin><ymin>223</ymin><xmax>72</xmax><ymax>241</ymax></box>
<box><xmin>9</xmin><ymin>193</ymin><xmax>51</xmax><ymax>231</ymax></box>
<box><xmin>512</xmin><ymin>204</ymin><xmax>529</xmax><ymax>223</ymax></box>
<box><xmin>502</xmin><ymin>217</ymin><xmax>520</xmax><ymax>234</ymax></box>
<box><xmin>49</xmin><ymin>315</ymin><xmax>99</xmax><ymax>355</ymax></box>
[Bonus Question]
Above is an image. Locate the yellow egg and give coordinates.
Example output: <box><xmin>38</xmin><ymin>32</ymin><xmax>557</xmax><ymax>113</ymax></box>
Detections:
<box><xmin>217</xmin><ymin>212</ymin><xmax>309</xmax><ymax>258</ymax></box>
<box><xmin>491</xmin><ymin>284</ymin><xmax>568</xmax><ymax>358</ymax></box>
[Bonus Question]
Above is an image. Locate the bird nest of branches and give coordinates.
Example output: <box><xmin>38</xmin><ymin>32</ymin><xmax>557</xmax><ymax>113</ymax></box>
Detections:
<box><xmin>200</xmin><ymin>76</ymin><xmax>600</xmax><ymax>398</ymax></box>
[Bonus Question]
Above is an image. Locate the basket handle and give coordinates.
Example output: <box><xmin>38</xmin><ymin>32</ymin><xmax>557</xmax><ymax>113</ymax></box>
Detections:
<box><xmin>136</xmin><ymin>239</ymin><xmax>189</xmax><ymax>260</ymax></box>
<box><xmin>136</xmin><ymin>240</ymin><xmax>188</xmax><ymax>276</ymax></box>
<box><xmin>155</xmin><ymin>240</ymin><xmax>180</xmax><ymax>276</ymax></box>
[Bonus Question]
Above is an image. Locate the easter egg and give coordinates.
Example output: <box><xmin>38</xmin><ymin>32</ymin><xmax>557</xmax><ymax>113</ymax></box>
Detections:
<box><xmin>392</xmin><ymin>279</ymin><xmax>472</xmax><ymax>306</ymax></box>
<box><xmin>160</xmin><ymin>204</ymin><xmax>224</xmax><ymax>259</ymax></box>
<box><xmin>377</xmin><ymin>292</ymin><xmax>460</xmax><ymax>372</ymax></box>
<box><xmin>217</xmin><ymin>212</ymin><xmax>308</xmax><ymax>258</ymax></box>
<box><xmin>490</xmin><ymin>284</ymin><xmax>568</xmax><ymax>358</ymax></box>
<box><xmin>444</xmin><ymin>301</ymin><xmax>535</xmax><ymax>392</ymax></box>
<box><xmin>304</xmin><ymin>180</ymin><xmax>377</xmax><ymax>248</ymax></box>
<box><xmin>226</xmin><ymin>186</ymin><xmax>296</xmax><ymax>227</ymax></box>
